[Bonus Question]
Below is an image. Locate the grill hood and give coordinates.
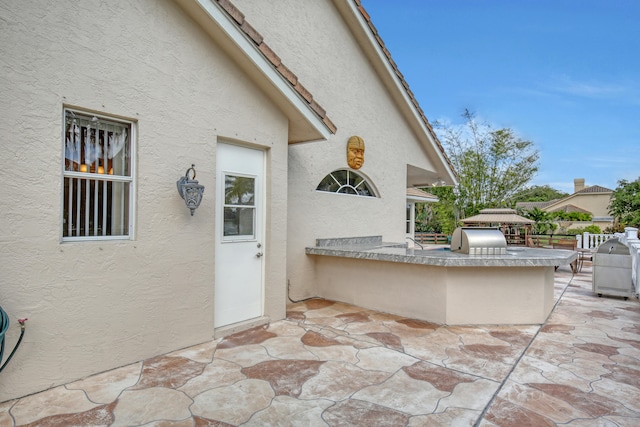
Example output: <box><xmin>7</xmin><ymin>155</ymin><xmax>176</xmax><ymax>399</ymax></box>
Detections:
<box><xmin>450</xmin><ymin>227</ymin><xmax>507</xmax><ymax>255</ymax></box>
<box><xmin>595</xmin><ymin>237</ymin><xmax>630</xmax><ymax>255</ymax></box>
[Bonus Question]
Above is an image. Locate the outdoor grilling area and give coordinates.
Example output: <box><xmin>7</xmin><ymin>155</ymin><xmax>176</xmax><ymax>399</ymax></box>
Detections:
<box><xmin>306</xmin><ymin>227</ymin><xmax>577</xmax><ymax>325</ymax></box>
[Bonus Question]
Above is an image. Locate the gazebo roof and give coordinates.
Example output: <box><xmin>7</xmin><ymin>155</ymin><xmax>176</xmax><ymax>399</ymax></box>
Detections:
<box><xmin>461</xmin><ymin>208</ymin><xmax>534</xmax><ymax>225</ymax></box>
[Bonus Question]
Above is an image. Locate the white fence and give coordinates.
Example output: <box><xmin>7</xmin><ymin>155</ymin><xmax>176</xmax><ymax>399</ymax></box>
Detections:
<box><xmin>617</xmin><ymin>227</ymin><xmax>639</xmax><ymax>298</ymax></box>
<box><xmin>576</xmin><ymin>232</ymin><xmax>616</xmax><ymax>249</ymax></box>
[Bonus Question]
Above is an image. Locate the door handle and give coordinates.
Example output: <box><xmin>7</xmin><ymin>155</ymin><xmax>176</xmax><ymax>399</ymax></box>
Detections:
<box><xmin>256</xmin><ymin>252</ymin><xmax>263</xmax><ymax>258</ymax></box>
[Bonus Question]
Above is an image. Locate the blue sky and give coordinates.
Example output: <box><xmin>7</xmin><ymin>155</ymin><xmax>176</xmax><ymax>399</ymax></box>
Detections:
<box><xmin>362</xmin><ymin>0</ymin><xmax>639</xmax><ymax>194</ymax></box>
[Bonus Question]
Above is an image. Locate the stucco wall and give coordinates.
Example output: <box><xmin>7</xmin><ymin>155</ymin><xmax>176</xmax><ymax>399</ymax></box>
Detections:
<box><xmin>549</xmin><ymin>193</ymin><xmax>612</xmax><ymax>218</ymax></box>
<box><xmin>580</xmin><ymin>193</ymin><xmax>612</xmax><ymax>218</ymax></box>
<box><xmin>547</xmin><ymin>192</ymin><xmax>614</xmax><ymax>231</ymax></box>
<box><xmin>314</xmin><ymin>257</ymin><xmax>555</xmax><ymax>325</ymax></box>
<box><xmin>445</xmin><ymin>266</ymin><xmax>555</xmax><ymax>324</ymax></box>
<box><xmin>315</xmin><ymin>257</ymin><xmax>448</xmax><ymax>323</ymax></box>
<box><xmin>0</xmin><ymin>0</ymin><xmax>289</xmax><ymax>401</ymax></box>
<box><xmin>234</xmin><ymin>0</ymin><xmax>442</xmax><ymax>300</ymax></box>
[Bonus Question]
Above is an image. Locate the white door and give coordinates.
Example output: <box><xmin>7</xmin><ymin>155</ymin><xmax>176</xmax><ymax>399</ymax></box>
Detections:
<box><xmin>215</xmin><ymin>142</ymin><xmax>265</xmax><ymax>327</ymax></box>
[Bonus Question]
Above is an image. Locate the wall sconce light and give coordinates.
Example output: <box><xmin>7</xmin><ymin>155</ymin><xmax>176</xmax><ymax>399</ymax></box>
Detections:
<box><xmin>176</xmin><ymin>164</ymin><xmax>205</xmax><ymax>216</ymax></box>
<box><xmin>432</xmin><ymin>177</ymin><xmax>446</xmax><ymax>187</ymax></box>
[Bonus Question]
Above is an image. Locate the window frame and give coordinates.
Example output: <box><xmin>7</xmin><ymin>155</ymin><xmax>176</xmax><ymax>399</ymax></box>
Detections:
<box><xmin>315</xmin><ymin>169</ymin><xmax>378</xmax><ymax>198</ymax></box>
<box><xmin>60</xmin><ymin>107</ymin><xmax>136</xmax><ymax>242</ymax></box>
<box><xmin>221</xmin><ymin>172</ymin><xmax>258</xmax><ymax>242</ymax></box>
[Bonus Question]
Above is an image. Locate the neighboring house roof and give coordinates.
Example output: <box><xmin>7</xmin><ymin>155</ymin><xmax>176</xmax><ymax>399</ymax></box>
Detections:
<box><xmin>461</xmin><ymin>208</ymin><xmax>534</xmax><ymax>225</ymax></box>
<box><xmin>575</xmin><ymin>185</ymin><xmax>613</xmax><ymax>194</ymax></box>
<box><xmin>515</xmin><ymin>200</ymin><xmax>558</xmax><ymax>210</ymax></box>
<box><xmin>406</xmin><ymin>188</ymin><xmax>438</xmax><ymax>203</ymax></box>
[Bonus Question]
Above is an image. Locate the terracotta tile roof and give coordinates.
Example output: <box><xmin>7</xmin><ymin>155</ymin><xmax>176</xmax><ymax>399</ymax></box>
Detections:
<box><xmin>354</xmin><ymin>0</ymin><xmax>456</xmax><ymax>177</ymax></box>
<box><xmin>215</xmin><ymin>0</ymin><xmax>337</xmax><ymax>134</ymax></box>
<box><xmin>575</xmin><ymin>185</ymin><xmax>613</xmax><ymax>194</ymax></box>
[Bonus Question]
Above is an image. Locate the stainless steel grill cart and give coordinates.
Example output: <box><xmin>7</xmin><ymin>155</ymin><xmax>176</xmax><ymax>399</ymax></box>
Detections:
<box><xmin>592</xmin><ymin>237</ymin><xmax>634</xmax><ymax>299</ymax></box>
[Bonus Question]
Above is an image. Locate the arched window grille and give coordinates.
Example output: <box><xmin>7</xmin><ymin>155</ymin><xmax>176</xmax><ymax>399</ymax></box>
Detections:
<box><xmin>316</xmin><ymin>169</ymin><xmax>377</xmax><ymax>197</ymax></box>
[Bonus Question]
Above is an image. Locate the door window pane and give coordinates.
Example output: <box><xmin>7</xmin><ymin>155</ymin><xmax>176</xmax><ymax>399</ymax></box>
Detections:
<box><xmin>223</xmin><ymin>207</ymin><xmax>255</xmax><ymax>236</ymax></box>
<box><xmin>223</xmin><ymin>174</ymin><xmax>256</xmax><ymax>239</ymax></box>
<box><xmin>225</xmin><ymin>176</ymin><xmax>254</xmax><ymax>205</ymax></box>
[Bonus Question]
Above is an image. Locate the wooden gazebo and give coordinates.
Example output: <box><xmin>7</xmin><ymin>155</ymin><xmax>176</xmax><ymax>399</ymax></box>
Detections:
<box><xmin>460</xmin><ymin>208</ymin><xmax>533</xmax><ymax>246</ymax></box>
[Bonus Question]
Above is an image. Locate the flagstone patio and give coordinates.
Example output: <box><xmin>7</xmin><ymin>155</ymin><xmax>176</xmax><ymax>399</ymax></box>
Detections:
<box><xmin>1</xmin><ymin>262</ymin><xmax>639</xmax><ymax>426</ymax></box>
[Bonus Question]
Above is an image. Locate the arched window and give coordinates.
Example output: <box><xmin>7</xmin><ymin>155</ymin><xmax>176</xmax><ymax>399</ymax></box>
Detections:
<box><xmin>316</xmin><ymin>169</ymin><xmax>377</xmax><ymax>197</ymax></box>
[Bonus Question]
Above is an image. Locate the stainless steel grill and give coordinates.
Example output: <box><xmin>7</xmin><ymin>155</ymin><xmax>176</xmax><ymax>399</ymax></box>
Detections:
<box><xmin>592</xmin><ymin>237</ymin><xmax>633</xmax><ymax>299</ymax></box>
<box><xmin>450</xmin><ymin>227</ymin><xmax>507</xmax><ymax>255</ymax></box>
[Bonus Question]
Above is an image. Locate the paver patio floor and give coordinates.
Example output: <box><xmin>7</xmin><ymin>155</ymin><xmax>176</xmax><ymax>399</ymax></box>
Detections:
<box><xmin>1</xmin><ymin>262</ymin><xmax>639</xmax><ymax>426</ymax></box>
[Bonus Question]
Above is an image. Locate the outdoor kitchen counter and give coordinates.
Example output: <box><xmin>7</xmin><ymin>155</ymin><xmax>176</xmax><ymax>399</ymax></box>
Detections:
<box><xmin>306</xmin><ymin>236</ymin><xmax>578</xmax><ymax>267</ymax></box>
<box><xmin>305</xmin><ymin>236</ymin><xmax>575</xmax><ymax>325</ymax></box>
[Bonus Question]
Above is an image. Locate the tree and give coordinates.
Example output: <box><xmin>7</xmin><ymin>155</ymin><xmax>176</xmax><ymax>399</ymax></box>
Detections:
<box><xmin>509</xmin><ymin>185</ymin><xmax>567</xmax><ymax>206</ymax></box>
<box><xmin>608</xmin><ymin>177</ymin><xmax>640</xmax><ymax>228</ymax></box>
<box><xmin>550</xmin><ymin>211</ymin><xmax>591</xmax><ymax>222</ymax></box>
<box><xmin>435</xmin><ymin>110</ymin><xmax>539</xmax><ymax>219</ymax></box>
<box><xmin>415</xmin><ymin>186</ymin><xmax>457</xmax><ymax>234</ymax></box>
<box><xmin>522</xmin><ymin>207</ymin><xmax>557</xmax><ymax>234</ymax></box>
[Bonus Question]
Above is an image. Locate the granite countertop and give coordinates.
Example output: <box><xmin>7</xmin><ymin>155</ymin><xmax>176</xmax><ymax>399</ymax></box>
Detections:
<box><xmin>306</xmin><ymin>236</ymin><xmax>578</xmax><ymax>267</ymax></box>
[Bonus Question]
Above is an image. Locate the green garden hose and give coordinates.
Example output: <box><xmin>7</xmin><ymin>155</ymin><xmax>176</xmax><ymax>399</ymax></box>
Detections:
<box><xmin>0</xmin><ymin>305</ymin><xmax>27</xmax><ymax>373</ymax></box>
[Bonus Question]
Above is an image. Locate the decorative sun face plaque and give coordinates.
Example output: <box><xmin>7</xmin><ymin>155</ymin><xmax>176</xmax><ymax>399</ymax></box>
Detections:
<box><xmin>347</xmin><ymin>136</ymin><xmax>365</xmax><ymax>169</ymax></box>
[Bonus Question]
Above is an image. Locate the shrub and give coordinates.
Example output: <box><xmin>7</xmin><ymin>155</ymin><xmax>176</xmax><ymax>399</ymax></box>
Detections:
<box><xmin>567</xmin><ymin>225</ymin><xmax>602</xmax><ymax>235</ymax></box>
<box><xmin>551</xmin><ymin>211</ymin><xmax>592</xmax><ymax>221</ymax></box>
<box><xmin>566</xmin><ymin>228</ymin><xmax>584</xmax><ymax>235</ymax></box>
<box><xmin>584</xmin><ymin>225</ymin><xmax>601</xmax><ymax>234</ymax></box>
<box><xmin>604</xmin><ymin>223</ymin><xmax>625</xmax><ymax>233</ymax></box>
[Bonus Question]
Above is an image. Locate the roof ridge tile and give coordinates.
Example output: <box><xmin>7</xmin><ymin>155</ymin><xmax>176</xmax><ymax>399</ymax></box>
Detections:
<box><xmin>217</xmin><ymin>0</ymin><xmax>244</xmax><ymax>24</ymax></box>
<box><xmin>276</xmin><ymin>62</ymin><xmax>298</xmax><ymax>86</ymax></box>
<box><xmin>357</xmin><ymin>4</ymin><xmax>370</xmax><ymax>21</ymax></box>
<box><xmin>240</xmin><ymin>20</ymin><xmax>262</xmax><ymax>44</ymax></box>
<box><xmin>258</xmin><ymin>43</ymin><xmax>282</xmax><ymax>67</ymax></box>
<box><xmin>576</xmin><ymin>185</ymin><xmax>613</xmax><ymax>194</ymax></box>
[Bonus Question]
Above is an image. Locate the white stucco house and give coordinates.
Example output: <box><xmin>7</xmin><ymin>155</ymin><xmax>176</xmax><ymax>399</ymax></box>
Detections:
<box><xmin>0</xmin><ymin>0</ymin><xmax>456</xmax><ymax>401</ymax></box>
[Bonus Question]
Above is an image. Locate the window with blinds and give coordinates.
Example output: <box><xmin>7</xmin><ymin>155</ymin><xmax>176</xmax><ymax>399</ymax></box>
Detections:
<box><xmin>62</xmin><ymin>109</ymin><xmax>134</xmax><ymax>240</ymax></box>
